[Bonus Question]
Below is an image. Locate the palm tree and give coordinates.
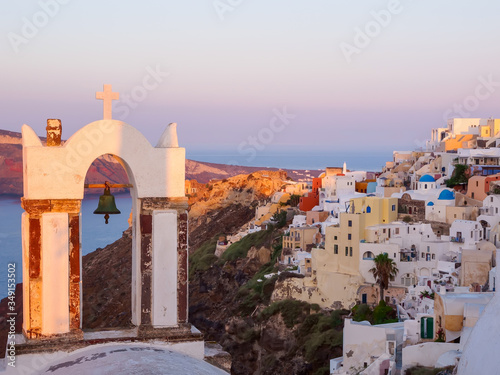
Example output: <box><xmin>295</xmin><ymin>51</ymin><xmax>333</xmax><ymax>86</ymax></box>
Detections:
<box><xmin>369</xmin><ymin>253</ymin><xmax>399</xmax><ymax>304</ymax></box>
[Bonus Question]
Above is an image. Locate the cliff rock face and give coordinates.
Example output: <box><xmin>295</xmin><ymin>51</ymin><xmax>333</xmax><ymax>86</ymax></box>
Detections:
<box><xmin>188</xmin><ymin>171</ymin><xmax>287</xmax><ymax>251</ymax></box>
<box><xmin>82</xmin><ymin>229</ymin><xmax>133</xmax><ymax>329</ymax></box>
<box><xmin>0</xmin><ymin>143</ymin><xmax>23</xmax><ymax>195</ymax></box>
<box><xmin>0</xmin><ymin>129</ymin><xmax>24</xmax><ymax>145</ymax></box>
<box><xmin>189</xmin><ymin>258</ymin><xmax>311</xmax><ymax>375</ymax></box>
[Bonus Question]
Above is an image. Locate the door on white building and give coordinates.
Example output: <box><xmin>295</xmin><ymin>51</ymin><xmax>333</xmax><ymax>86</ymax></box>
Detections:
<box><xmin>420</xmin><ymin>317</ymin><xmax>434</xmax><ymax>339</ymax></box>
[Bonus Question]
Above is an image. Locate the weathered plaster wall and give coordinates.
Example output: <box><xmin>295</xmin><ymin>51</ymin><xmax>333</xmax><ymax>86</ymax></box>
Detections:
<box><xmin>271</xmin><ymin>277</ymin><xmax>332</xmax><ymax>308</ymax></box>
<box><xmin>402</xmin><ymin>342</ymin><xmax>460</xmax><ymax>369</ymax></box>
<box><xmin>21</xmin><ymin>199</ymin><xmax>81</xmax><ymax>337</ymax></box>
<box><xmin>152</xmin><ymin>210</ymin><xmax>178</xmax><ymax>326</ymax></box>
<box><xmin>460</xmin><ymin>249</ymin><xmax>493</xmax><ymax>287</ymax></box>
<box><xmin>41</xmin><ymin>213</ymin><xmax>70</xmax><ymax>335</ymax></box>
<box><xmin>272</xmin><ymin>272</ymin><xmax>364</xmax><ymax>310</ymax></box>
<box><xmin>342</xmin><ymin>319</ymin><xmax>387</xmax><ymax>372</ymax></box>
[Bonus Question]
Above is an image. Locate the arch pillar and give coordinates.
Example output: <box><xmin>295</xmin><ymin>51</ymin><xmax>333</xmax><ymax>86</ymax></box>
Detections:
<box><xmin>21</xmin><ymin>198</ymin><xmax>82</xmax><ymax>339</ymax></box>
<box><xmin>138</xmin><ymin>197</ymin><xmax>188</xmax><ymax>327</ymax></box>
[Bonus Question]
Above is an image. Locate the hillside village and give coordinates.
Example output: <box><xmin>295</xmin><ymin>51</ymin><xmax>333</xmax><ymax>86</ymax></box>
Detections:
<box><xmin>191</xmin><ymin>117</ymin><xmax>500</xmax><ymax>374</ymax></box>
<box><xmin>2</xmin><ymin>117</ymin><xmax>498</xmax><ymax>374</ymax></box>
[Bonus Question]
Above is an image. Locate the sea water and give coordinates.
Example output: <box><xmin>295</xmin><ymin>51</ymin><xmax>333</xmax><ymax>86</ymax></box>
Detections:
<box><xmin>0</xmin><ymin>194</ymin><xmax>132</xmax><ymax>299</ymax></box>
<box><xmin>186</xmin><ymin>148</ymin><xmax>391</xmax><ymax>172</ymax></box>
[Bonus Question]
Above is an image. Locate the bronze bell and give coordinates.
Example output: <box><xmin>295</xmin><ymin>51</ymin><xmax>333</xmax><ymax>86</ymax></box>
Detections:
<box><xmin>93</xmin><ymin>183</ymin><xmax>121</xmax><ymax>224</ymax></box>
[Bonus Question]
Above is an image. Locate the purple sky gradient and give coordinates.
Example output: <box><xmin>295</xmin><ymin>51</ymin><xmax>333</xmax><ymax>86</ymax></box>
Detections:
<box><xmin>2</xmin><ymin>1</ymin><xmax>500</xmax><ymax>166</ymax></box>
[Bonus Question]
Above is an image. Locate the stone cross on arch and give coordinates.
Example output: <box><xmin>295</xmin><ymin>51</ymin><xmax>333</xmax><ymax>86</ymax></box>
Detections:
<box><xmin>96</xmin><ymin>84</ymin><xmax>119</xmax><ymax>120</ymax></box>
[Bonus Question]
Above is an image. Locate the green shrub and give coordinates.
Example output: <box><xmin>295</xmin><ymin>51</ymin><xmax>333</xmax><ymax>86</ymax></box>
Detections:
<box><xmin>262</xmin><ymin>354</ymin><xmax>277</xmax><ymax>369</ymax></box>
<box><xmin>220</xmin><ymin>229</ymin><xmax>272</xmax><ymax>262</ymax></box>
<box><xmin>297</xmin><ymin>314</ymin><xmax>322</xmax><ymax>337</ymax></box>
<box><xmin>304</xmin><ymin>329</ymin><xmax>342</xmax><ymax>361</ymax></box>
<box><xmin>352</xmin><ymin>301</ymin><xmax>397</xmax><ymax>325</ymax></box>
<box><xmin>446</xmin><ymin>164</ymin><xmax>469</xmax><ymax>187</ymax></box>
<box><xmin>286</xmin><ymin>194</ymin><xmax>301</xmax><ymax>207</ymax></box>
<box><xmin>271</xmin><ymin>210</ymin><xmax>287</xmax><ymax>228</ymax></box>
<box><xmin>239</xmin><ymin>293</ymin><xmax>261</xmax><ymax>316</ymax></box>
<box><xmin>236</xmin><ymin>236</ymin><xmax>283</xmax><ymax>315</ymax></box>
<box><xmin>316</xmin><ymin>312</ymin><xmax>343</xmax><ymax>332</ymax></box>
<box><xmin>260</xmin><ymin>300</ymin><xmax>310</xmax><ymax>328</ymax></box>
<box><xmin>352</xmin><ymin>304</ymin><xmax>372</xmax><ymax>322</ymax></box>
<box><xmin>313</xmin><ymin>367</ymin><xmax>330</xmax><ymax>375</ymax></box>
<box><xmin>290</xmin><ymin>309</ymin><xmax>347</xmax><ymax>372</ymax></box>
<box><xmin>240</xmin><ymin>328</ymin><xmax>260</xmax><ymax>342</ymax></box>
<box><xmin>189</xmin><ymin>235</ymin><xmax>219</xmax><ymax>278</ymax></box>
<box><xmin>329</xmin><ymin>310</ymin><xmax>343</xmax><ymax>326</ymax></box>
<box><xmin>261</xmin><ymin>276</ymin><xmax>278</xmax><ymax>303</ymax></box>
<box><xmin>373</xmin><ymin>300</ymin><xmax>397</xmax><ymax>325</ymax></box>
<box><xmin>239</xmin><ymin>264</ymin><xmax>278</xmax><ymax>308</ymax></box>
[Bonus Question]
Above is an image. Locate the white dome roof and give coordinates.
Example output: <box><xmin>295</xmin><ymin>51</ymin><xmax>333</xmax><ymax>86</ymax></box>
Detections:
<box><xmin>34</xmin><ymin>343</ymin><xmax>227</xmax><ymax>375</ymax></box>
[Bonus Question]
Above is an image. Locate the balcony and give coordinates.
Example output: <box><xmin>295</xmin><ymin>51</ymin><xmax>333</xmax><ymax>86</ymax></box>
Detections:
<box><xmin>450</xmin><ymin>236</ymin><xmax>464</xmax><ymax>243</ymax></box>
<box><xmin>400</xmin><ymin>249</ymin><xmax>418</xmax><ymax>262</ymax></box>
<box><xmin>479</xmin><ymin>207</ymin><xmax>490</xmax><ymax>215</ymax></box>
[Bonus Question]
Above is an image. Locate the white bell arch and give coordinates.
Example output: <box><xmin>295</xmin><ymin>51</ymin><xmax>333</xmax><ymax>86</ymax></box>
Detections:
<box><xmin>21</xmin><ymin>118</ymin><xmax>189</xmax><ymax>338</ymax></box>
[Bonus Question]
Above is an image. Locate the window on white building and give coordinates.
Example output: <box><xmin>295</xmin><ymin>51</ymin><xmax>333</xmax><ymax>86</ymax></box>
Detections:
<box><xmin>363</xmin><ymin>251</ymin><xmax>374</xmax><ymax>260</ymax></box>
<box><xmin>402</xmin><ymin>273</ymin><xmax>416</xmax><ymax>286</ymax></box>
